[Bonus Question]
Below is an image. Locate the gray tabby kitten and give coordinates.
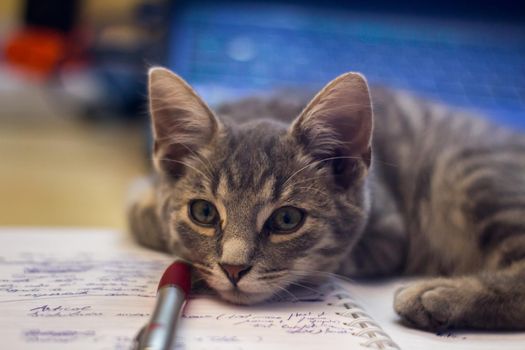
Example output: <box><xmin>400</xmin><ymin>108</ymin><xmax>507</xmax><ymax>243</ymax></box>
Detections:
<box><xmin>129</xmin><ymin>67</ymin><xmax>525</xmax><ymax>332</ymax></box>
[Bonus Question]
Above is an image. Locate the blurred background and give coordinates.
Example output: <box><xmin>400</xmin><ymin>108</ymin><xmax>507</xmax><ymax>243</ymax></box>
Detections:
<box><xmin>0</xmin><ymin>0</ymin><xmax>524</xmax><ymax>229</ymax></box>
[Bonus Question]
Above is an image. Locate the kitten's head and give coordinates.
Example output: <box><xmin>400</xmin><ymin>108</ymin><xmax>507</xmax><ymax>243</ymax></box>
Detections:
<box><xmin>148</xmin><ymin>67</ymin><xmax>373</xmax><ymax>304</ymax></box>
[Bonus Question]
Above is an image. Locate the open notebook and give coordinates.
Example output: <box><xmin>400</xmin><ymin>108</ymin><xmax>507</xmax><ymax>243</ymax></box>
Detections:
<box><xmin>1</xmin><ymin>228</ymin><xmax>523</xmax><ymax>350</ymax></box>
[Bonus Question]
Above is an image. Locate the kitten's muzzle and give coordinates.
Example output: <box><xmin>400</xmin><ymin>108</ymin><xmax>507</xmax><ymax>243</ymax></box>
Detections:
<box><xmin>219</xmin><ymin>263</ymin><xmax>252</xmax><ymax>286</ymax></box>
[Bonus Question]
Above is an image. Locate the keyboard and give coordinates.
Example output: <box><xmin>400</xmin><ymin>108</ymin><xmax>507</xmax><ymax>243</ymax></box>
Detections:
<box><xmin>168</xmin><ymin>3</ymin><xmax>525</xmax><ymax>129</ymax></box>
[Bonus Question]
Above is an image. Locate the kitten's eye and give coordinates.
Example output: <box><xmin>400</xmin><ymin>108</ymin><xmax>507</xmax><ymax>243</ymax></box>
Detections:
<box><xmin>189</xmin><ymin>200</ymin><xmax>219</xmax><ymax>226</ymax></box>
<box><xmin>267</xmin><ymin>206</ymin><xmax>305</xmax><ymax>234</ymax></box>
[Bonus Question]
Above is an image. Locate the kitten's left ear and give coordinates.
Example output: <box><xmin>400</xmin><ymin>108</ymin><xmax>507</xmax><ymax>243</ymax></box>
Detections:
<box><xmin>289</xmin><ymin>72</ymin><xmax>373</xmax><ymax>187</ymax></box>
<box><xmin>148</xmin><ymin>67</ymin><xmax>220</xmax><ymax>178</ymax></box>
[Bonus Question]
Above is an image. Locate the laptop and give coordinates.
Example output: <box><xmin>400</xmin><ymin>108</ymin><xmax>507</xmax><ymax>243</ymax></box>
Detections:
<box><xmin>165</xmin><ymin>0</ymin><xmax>525</xmax><ymax>129</ymax></box>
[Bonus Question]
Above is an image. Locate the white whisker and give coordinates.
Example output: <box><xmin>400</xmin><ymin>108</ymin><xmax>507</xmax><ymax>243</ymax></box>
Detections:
<box><xmin>287</xmin><ymin>281</ymin><xmax>323</xmax><ymax>295</ymax></box>
<box><xmin>159</xmin><ymin>158</ymin><xmax>211</xmax><ymax>181</ymax></box>
<box><xmin>179</xmin><ymin>143</ymin><xmax>215</xmax><ymax>179</ymax></box>
<box><xmin>288</xmin><ymin>269</ymin><xmax>356</xmax><ymax>284</ymax></box>
<box><xmin>274</xmin><ymin>284</ymin><xmax>299</xmax><ymax>302</ymax></box>
<box><xmin>283</xmin><ymin>156</ymin><xmax>361</xmax><ymax>188</ymax></box>
<box><xmin>294</xmin><ymin>186</ymin><xmax>330</xmax><ymax>197</ymax></box>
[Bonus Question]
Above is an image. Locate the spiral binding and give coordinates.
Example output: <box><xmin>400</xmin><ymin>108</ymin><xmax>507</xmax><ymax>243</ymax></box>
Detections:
<box><xmin>328</xmin><ymin>288</ymin><xmax>401</xmax><ymax>350</ymax></box>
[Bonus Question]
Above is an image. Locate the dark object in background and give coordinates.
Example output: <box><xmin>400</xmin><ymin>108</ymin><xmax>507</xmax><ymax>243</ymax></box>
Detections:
<box><xmin>24</xmin><ymin>0</ymin><xmax>80</xmax><ymax>33</ymax></box>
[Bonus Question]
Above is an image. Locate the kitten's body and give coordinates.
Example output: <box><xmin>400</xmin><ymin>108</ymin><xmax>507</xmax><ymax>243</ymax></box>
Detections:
<box><xmin>130</xmin><ymin>69</ymin><xmax>525</xmax><ymax>331</ymax></box>
<box><xmin>216</xmin><ymin>88</ymin><xmax>525</xmax><ymax>278</ymax></box>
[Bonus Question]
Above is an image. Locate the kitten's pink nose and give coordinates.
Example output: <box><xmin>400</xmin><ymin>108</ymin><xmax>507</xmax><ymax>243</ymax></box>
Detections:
<box><xmin>219</xmin><ymin>263</ymin><xmax>252</xmax><ymax>286</ymax></box>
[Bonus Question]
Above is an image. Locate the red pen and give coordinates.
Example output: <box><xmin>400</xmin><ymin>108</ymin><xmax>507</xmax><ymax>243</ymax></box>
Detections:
<box><xmin>134</xmin><ymin>261</ymin><xmax>191</xmax><ymax>350</ymax></box>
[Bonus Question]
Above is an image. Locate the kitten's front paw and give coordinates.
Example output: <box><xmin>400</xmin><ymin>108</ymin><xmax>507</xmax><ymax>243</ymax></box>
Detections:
<box><xmin>394</xmin><ymin>279</ymin><xmax>470</xmax><ymax>331</ymax></box>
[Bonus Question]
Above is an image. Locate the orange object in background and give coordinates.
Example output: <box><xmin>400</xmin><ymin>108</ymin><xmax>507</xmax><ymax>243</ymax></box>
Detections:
<box><xmin>4</xmin><ymin>28</ymin><xmax>67</xmax><ymax>79</ymax></box>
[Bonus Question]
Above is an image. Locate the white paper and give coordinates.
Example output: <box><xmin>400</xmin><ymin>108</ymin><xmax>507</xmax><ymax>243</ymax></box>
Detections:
<box><xmin>0</xmin><ymin>228</ymin><xmax>393</xmax><ymax>350</ymax></box>
<box><xmin>3</xmin><ymin>228</ymin><xmax>521</xmax><ymax>350</ymax></box>
<box><xmin>175</xmin><ymin>285</ymin><xmax>400</xmax><ymax>350</ymax></box>
<box><xmin>0</xmin><ymin>228</ymin><xmax>172</xmax><ymax>349</ymax></box>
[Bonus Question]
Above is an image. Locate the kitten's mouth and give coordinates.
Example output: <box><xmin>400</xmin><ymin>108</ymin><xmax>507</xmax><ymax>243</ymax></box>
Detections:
<box><xmin>193</xmin><ymin>267</ymin><xmax>288</xmax><ymax>305</ymax></box>
<box><xmin>217</xmin><ymin>287</ymin><xmax>273</xmax><ymax>305</ymax></box>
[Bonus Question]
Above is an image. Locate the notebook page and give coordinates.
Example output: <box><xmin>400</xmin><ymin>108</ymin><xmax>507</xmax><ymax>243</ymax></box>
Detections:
<box><xmin>0</xmin><ymin>228</ymin><xmax>173</xmax><ymax>349</ymax></box>
<box><xmin>0</xmin><ymin>228</ymin><xmax>397</xmax><ymax>350</ymax></box>
<box><xmin>176</xmin><ymin>285</ymin><xmax>398</xmax><ymax>350</ymax></box>
<box><xmin>347</xmin><ymin>280</ymin><xmax>525</xmax><ymax>350</ymax></box>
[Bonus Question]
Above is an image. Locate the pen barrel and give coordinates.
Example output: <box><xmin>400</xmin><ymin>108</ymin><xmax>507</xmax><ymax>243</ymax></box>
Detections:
<box><xmin>140</xmin><ymin>285</ymin><xmax>186</xmax><ymax>350</ymax></box>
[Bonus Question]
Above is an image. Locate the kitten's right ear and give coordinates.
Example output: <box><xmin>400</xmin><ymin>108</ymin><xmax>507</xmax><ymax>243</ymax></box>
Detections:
<box><xmin>289</xmin><ymin>72</ymin><xmax>373</xmax><ymax>188</ymax></box>
<box><xmin>148</xmin><ymin>67</ymin><xmax>220</xmax><ymax>178</ymax></box>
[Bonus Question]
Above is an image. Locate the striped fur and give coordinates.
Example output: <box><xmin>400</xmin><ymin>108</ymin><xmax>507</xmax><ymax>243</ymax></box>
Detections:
<box><xmin>129</xmin><ymin>68</ymin><xmax>525</xmax><ymax>331</ymax></box>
